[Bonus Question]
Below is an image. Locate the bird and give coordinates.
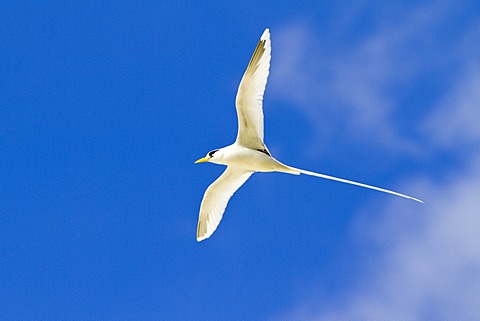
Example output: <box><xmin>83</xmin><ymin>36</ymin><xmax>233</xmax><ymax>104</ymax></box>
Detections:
<box><xmin>194</xmin><ymin>28</ymin><xmax>423</xmax><ymax>242</ymax></box>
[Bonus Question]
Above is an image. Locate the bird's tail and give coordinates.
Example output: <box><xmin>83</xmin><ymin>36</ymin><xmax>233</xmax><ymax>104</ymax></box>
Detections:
<box><xmin>284</xmin><ymin>165</ymin><xmax>424</xmax><ymax>203</ymax></box>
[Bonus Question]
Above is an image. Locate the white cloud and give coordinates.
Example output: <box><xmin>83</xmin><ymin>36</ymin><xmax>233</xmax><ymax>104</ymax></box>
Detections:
<box><xmin>419</xmin><ymin>15</ymin><xmax>480</xmax><ymax>153</ymax></box>
<box><xmin>269</xmin><ymin>2</ymin><xmax>480</xmax><ymax>321</ymax></box>
<box><xmin>268</xmin><ymin>1</ymin><xmax>474</xmax><ymax>159</ymax></box>
<box><xmin>422</xmin><ymin>63</ymin><xmax>480</xmax><ymax>151</ymax></box>
<box><xmin>271</xmin><ymin>155</ymin><xmax>480</xmax><ymax>321</ymax></box>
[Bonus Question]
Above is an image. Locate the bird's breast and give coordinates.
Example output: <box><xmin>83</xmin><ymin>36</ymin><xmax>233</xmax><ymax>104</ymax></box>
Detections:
<box><xmin>223</xmin><ymin>147</ymin><xmax>287</xmax><ymax>173</ymax></box>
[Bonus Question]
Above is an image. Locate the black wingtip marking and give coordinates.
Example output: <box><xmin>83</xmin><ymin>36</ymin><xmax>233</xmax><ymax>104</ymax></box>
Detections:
<box><xmin>256</xmin><ymin>148</ymin><xmax>271</xmax><ymax>156</ymax></box>
<box><xmin>247</xmin><ymin>39</ymin><xmax>266</xmax><ymax>71</ymax></box>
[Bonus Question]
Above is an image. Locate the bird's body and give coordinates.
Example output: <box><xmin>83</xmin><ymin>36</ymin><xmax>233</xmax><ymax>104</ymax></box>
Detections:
<box><xmin>195</xmin><ymin>28</ymin><xmax>422</xmax><ymax>242</ymax></box>
<box><xmin>207</xmin><ymin>144</ymin><xmax>297</xmax><ymax>174</ymax></box>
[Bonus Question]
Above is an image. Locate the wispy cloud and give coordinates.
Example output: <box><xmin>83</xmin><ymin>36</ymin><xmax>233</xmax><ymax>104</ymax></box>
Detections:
<box><xmin>422</xmin><ymin>64</ymin><xmax>480</xmax><ymax>152</ymax></box>
<box><xmin>268</xmin><ymin>1</ymin><xmax>475</xmax><ymax>160</ymax></box>
<box><xmin>272</xmin><ymin>156</ymin><xmax>480</xmax><ymax>321</ymax></box>
<box><xmin>269</xmin><ymin>2</ymin><xmax>480</xmax><ymax>321</ymax></box>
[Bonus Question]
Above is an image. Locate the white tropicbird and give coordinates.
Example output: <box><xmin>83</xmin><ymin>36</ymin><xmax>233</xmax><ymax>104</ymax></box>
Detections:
<box><xmin>194</xmin><ymin>28</ymin><xmax>423</xmax><ymax>242</ymax></box>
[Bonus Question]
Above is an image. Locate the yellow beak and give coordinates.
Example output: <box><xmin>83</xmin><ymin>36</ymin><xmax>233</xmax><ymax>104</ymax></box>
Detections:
<box><xmin>194</xmin><ymin>157</ymin><xmax>210</xmax><ymax>164</ymax></box>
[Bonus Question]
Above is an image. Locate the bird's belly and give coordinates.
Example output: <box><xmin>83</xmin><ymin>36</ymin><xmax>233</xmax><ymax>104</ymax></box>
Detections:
<box><xmin>226</xmin><ymin>151</ymin><xmax>287</xmax><ymax>172</ymax></box>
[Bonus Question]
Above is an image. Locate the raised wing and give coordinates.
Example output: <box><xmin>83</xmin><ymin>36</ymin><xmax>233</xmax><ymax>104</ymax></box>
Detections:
<box><xmin>197</xmin><ymin>167</ymin><xmax>254</xmax><ymax>241</ymax></box>
<box><xmin>235</xmin><ymin>28</ymin><xmax>271</xmax><ymax>150</ymax></box>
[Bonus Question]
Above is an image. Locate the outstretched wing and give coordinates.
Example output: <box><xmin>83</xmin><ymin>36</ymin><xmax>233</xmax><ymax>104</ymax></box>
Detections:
<box><xmin>197</xmin><ymin>167</ymin><xmax>254</xmax><ymax>241</ymax></box>
<box><xmin>235</xmin><ymin>28</ymin><xmax>271</xmax><ymax>150</ymax></box>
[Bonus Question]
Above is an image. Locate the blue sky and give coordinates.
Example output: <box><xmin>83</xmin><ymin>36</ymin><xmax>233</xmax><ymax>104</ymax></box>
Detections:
<box><xmin>1</xmin><ymin>1</ymin><xmax>480</xmax><ymax>320</ymax></box>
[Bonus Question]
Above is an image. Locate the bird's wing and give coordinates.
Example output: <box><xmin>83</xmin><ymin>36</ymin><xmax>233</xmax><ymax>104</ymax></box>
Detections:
<box><xmin>197</xmin><ymin>167</ymin><xmax>254</xmax><ymax>241</ymax></box>
<box><xmin>235</xmin><ymin>28</ymin><xmax>271</xmax><ymax>150</ymax></box>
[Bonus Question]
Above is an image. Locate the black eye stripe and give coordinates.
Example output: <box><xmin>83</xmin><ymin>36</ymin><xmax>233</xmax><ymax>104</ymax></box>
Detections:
<box><xmin>208</xmin><ymin>149</ymin><xmax>219</xmax><ymax>157</ymax></box>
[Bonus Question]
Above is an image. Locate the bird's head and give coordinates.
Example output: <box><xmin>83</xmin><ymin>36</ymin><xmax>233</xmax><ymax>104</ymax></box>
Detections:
<box><xmin>194</xmin><ymin>149</ymin><xmax>220</xmax><ymax>164</ymax></box>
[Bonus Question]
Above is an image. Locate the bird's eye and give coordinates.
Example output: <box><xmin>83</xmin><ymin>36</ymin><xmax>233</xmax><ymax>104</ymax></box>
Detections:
<box><xmin>208</xmin><ymin>149</ymin><xmax>219</xmax><ymax>157</ymax></box>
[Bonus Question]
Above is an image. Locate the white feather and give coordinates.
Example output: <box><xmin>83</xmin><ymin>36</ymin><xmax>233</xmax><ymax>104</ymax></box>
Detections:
<box><xmin>235</xmin><ymin>28</ymin><xmax>271</xmax><ymax>150</ymax></box>
<box><xmin>197</xmin><ymin>167</ymin><xmax>253</xmax><ymax>241</ymax></box>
